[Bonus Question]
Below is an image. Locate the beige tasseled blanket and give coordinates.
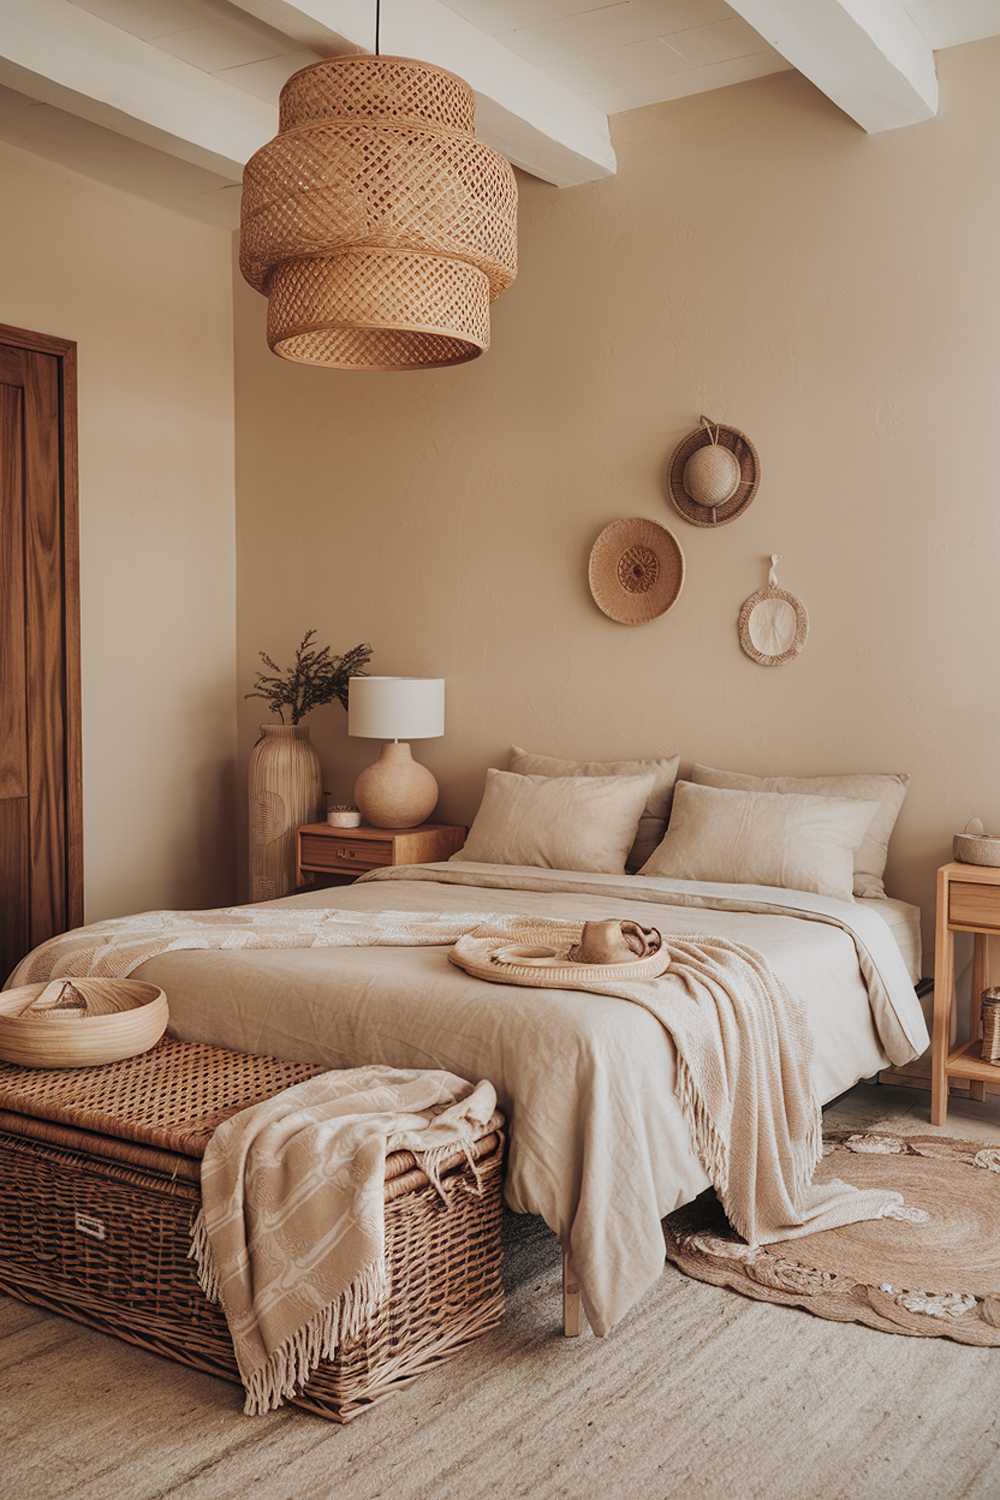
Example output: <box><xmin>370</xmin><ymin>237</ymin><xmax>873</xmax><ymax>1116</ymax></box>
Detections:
<box><xmin>189</xmin><ymin>1066</ymin><xmax>496</xmax><ymax>1415</ymax></box>
<box><xmin>10</xmin><ymin>903</ymin><xmax>902</xmax><ymax>1252</ymax></box>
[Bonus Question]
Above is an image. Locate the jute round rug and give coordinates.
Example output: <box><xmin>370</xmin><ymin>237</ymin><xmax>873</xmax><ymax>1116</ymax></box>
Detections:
<box><xmin>665</xmin><ymin>1132</ymin><xmax>1000</xmax><ymax>1345</ymax></box>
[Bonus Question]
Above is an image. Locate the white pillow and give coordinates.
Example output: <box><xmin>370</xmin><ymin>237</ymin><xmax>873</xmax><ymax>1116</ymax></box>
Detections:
<box><xmin>454</xmin><ymin>768</ymin><xmax>655</xmax><ymax>875</ymax></box>
<box><xmin>639</xmin><ymin>781</ymin><xmax>879</xmax><ymax>901</ymax></box>
<box><xmin>690</xmin><ymin>763</ymin><xmax>909</xmax><ymax>899</ymax></box>
<box><xmin>509</xmin><ymin>746</ymin><xmax>679</xmax><ymax>872</ymax></box>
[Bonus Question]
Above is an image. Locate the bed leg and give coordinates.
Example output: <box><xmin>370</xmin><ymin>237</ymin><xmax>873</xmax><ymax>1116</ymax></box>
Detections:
<box><xmin>562</xmin><ymin>1247</ymin><xmax>582</xmax><ymax>1337</ymax></box>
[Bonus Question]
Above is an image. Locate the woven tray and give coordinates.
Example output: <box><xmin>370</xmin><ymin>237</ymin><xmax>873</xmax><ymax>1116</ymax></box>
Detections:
<box><xmin>0</xmin><ymin>1039</ymin><xmax>506</xmax><ymax>1421</ymax></box>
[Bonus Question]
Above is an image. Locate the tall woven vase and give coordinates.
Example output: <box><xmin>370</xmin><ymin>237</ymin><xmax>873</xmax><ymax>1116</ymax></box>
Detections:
<box><xmin>248</xmin><ymin>725</ymin><xmax>322</xmax><ymax>901</ymax></box>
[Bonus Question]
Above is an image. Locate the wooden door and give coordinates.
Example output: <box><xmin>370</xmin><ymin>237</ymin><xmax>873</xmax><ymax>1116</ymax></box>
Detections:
<box><xmin>0</xmin><ymin>326</ymin><xmax>81</xmax><ymax>984</ymax></box>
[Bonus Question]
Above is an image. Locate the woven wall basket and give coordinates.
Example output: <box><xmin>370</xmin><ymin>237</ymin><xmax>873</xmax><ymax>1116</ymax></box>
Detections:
<box><xmin>588</xmin><ymin>518</ymin><xmax>685</xmax><ymax>625</ymax></box>
<box><xmin>240</xmin><ymin>55</ymin><xmax>518</xmax><ymax>371</ymax></box>
<box><xmin>668</xmin><ymin>417</ymin><xmax>760</xmax><ymax>526</ymax></box>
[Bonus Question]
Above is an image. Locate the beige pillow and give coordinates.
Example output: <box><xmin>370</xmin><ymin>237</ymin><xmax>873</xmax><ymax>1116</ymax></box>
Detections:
<box><xmin>639</xmin><ymin>781</ymin><xmax>878</xmax><ymax>901</ymax></box>
<box><xmin>690</xmin><ymin>763</ymin><xmax>909</xmax><ymax>898</ymax></box>
<box><xmin>509</xmin><ymin>746</ymin><xmax>679</xmax><ymax>871</ymax></box>
<box><xmin>455</xmin><ymin>768</ymin><xmax>655</xmax><ymax>875</ymax></box>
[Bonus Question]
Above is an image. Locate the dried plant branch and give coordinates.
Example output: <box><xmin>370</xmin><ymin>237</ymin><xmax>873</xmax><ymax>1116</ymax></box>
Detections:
<box><xmin>245</xmin><ymin>630</ymin><xmax>372</xmax><ymax>725</ymax></box>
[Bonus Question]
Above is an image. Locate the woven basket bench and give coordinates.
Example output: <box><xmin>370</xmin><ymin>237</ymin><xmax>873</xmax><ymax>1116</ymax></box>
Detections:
<box><xmin>0</xmin><ymin>1038</ymin><xmax>505</xmax><ymax>1422</ymax></box>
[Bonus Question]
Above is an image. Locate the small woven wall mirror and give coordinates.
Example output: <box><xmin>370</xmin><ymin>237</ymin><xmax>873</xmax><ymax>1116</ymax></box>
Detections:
<box><xmin>668</xmin><ymin>415</ymin><xmax>760</xmax><ymax>527</ymax></box>
<box><xmin>588</xmin><ymin>517</ymin><xmax>685</xmax><ymax>626</ymax></box>
<box><xmin>738</xmin><ymin>555</ymin><xmax>808</xmax><ymax>666</ymax></box>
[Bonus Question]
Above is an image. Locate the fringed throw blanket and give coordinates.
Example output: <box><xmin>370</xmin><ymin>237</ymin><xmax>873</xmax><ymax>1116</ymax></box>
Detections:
<box><xmin>10</xmin><ymin>905</ymin><xmax>902</xmax><ymax>1290</ymax></box>
<box><xmin>190</xmin><ymin>1066</ymin><xmax>496</xmax><ymax>1415</ymax></box>
<box><xmin>453</xmin><ymin>926</ymin><xmax>902</xmax><ymax>1247</ymax></box>
<box><xmin>7</xmin><ymin>906</ymin><xmax>512</xmax><ymax>984</ymax></box>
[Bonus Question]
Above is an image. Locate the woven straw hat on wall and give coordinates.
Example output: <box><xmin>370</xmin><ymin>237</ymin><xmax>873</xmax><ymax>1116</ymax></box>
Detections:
<box><xmin>240</xmin><ymin>55</ymin><xmax>518</xmax><ymax>371</ymax></box>
<box><xmin>668</xmin><ymin>416</ymin><xmax>760</xmax><ymax>526</ymax></box>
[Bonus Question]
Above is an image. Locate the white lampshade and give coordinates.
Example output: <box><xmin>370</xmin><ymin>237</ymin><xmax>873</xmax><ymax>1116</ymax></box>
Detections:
<box><xmin>348</xmin><ymin>677</ymin><xmax>445</xmax><ymax>741</ymax></box>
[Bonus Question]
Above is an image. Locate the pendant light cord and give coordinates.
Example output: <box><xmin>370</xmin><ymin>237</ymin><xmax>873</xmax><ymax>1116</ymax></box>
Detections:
<box><xmin>375</xmin><ymin>0</ymin><xmax>381</xmax><ymax>55</ymax></box>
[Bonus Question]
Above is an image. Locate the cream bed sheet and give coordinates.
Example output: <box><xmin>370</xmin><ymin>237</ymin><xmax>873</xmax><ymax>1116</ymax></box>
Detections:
<box><xmin>858</xmin><ymin>896</ymin><xmax>923</xmax><ymax>983</ymax></box>
<box><xmin>134</xmin><ymin>864</ymin><xmax>928</xmax><ymax>1335</ymax></box>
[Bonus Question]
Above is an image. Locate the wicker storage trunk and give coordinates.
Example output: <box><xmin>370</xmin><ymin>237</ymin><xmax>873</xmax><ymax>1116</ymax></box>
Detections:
<box><xmin>0</xmin><ymin>1038</ymin><xmax>505</xmax><ymax>1422</ymax></box>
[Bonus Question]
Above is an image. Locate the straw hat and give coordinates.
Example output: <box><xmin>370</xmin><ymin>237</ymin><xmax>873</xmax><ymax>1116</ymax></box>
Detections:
<box><xmin>588</xmin><ymin>517</ymin><xmax>685</xmax><ymax>625</ymax></box>
<box><xmin>668</xmin><ymin>416</ymin><xmax>760</xmax><ymax>527</ymax></box>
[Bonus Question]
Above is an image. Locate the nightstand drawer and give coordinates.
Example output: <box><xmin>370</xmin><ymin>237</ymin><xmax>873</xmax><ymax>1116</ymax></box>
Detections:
<box><xmin>299</xmin><ymin>834</ymin><xmax>391</xmax><ymax>871</ymax></box>
<box><xmin>949</xmin><ymin>881</ymin><xmax>1000</xmax><ymax>930</ymax></box>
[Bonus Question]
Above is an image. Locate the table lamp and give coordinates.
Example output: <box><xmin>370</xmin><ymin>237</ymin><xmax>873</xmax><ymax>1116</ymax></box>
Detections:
<box><xmin>348</xmin><ymin>676</ymin><xmax>445</xmax><ymax>829</ymax></box>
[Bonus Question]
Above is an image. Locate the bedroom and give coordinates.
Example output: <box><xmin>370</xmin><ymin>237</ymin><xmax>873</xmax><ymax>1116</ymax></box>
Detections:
<box><xmin>0</xmin><ymin>0</ymin><xmax>998</xmax><ymax>1495</ymax></box>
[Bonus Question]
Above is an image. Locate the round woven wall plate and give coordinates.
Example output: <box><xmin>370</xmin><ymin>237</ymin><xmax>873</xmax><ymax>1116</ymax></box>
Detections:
<box><xmin>588</xmin><ymin>518</ymin><xmax>685</xmax><ymax>626</ymax></box>
<box><xmin>668</xmin><ymin>422</ymin><xmax>759</xmax><ymax>527</ymax></box>
<box><xmin>666</xmin><ymin>1131</ymin><xmax>1000</xmax><ymax>1346</ymax></box>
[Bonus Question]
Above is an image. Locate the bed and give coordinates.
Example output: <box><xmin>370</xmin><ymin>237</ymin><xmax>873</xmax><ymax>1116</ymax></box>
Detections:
<box><xmin>129</xmin><ymin>860</ymin><xmax>929</xmax><ymax>1337</ymax></box>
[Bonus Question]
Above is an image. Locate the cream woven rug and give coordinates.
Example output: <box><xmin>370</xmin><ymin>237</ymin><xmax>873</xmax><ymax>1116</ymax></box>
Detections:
<box><xmin>666</xmin><ymin>1131</ymin><xmax>1000</xmax><ymax>1345</ymax></box>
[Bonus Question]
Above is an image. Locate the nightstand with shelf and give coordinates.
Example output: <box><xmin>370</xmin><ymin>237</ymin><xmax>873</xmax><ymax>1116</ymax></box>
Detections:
<box><xmin>931</xmin><ymin>861</ymin><xmax>1000</xmax><ymax>1125</ymax></box>
<box><xmin>295</xmin><ymin>822</ymin><xmax>466</xmax><ymax>887</ymax></box>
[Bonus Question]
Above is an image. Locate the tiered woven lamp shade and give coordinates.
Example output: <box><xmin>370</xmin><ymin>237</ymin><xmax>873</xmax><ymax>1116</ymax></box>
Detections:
<box><xmin>240</xmin><ymin>55</ymin><xmax>518</xmax><ymax>371</ymax></box>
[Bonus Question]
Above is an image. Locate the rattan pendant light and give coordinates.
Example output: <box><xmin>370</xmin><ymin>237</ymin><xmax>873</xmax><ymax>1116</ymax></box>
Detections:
<box><xmin>239</xmin><ymin>4</ymin><xmax>518</xmax><ymax>371</ymax></box>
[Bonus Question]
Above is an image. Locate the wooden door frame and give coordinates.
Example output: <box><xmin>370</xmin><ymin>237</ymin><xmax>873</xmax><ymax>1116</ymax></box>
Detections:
<box><xmin>0</xmin><ymin>321</ymin><xmax>82</xmax><ymax>928</ymax></box>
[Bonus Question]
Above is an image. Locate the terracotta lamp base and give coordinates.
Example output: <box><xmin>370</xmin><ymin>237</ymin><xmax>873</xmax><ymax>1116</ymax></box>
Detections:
<box><xmin>354</xmin><ymin>742</ymin><xmax>439</xmax><ymax>830</ymax></box>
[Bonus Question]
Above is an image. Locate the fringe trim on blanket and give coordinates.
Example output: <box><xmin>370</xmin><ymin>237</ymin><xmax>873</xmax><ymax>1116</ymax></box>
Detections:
<box><xmin>795</xmin><ymin>1102</ymin><xmax>825</xmax><ymax>1207</ymax></box>
<box><xmin>417</xmin><ymin>1135</ymin><xmax>483</xmax><ymax>1202</ymax></box>
<box><xmin>243</xmin><ymin>1260</ymin><xmax>387</xmax><ymax>1417</ymax></box>
<box><xmin>188</xmin><ymin>1211</ymin><xmax>388</xmax><ymax>1416</ymax></box>
<box><xmin>675</xmin><ymin>1056</ymin><xmax>731</xmax><ymax>1206</ymax></box>
<box><xmin>674</xmin><ymin>1059</ymin><xmax>824</xmax><ymax>1246</ymax></box>
<box><xmin>188</xmin><ymin>1209</ymin><xmax>220</xmax><ymax>1304</ymax></box>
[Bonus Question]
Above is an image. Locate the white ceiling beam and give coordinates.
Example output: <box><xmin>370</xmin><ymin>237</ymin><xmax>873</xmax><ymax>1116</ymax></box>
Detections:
<box><xmin>0</xmin><ymin>0</ymin><xmax>273</xmax><ymax>181</ymax></box>
<box><xmin>725</xmin><ymin>0</ymin><xmax>938</xmax><ymax>131</ymax></box>
<box><xmin>229</xmin><ymin>0</ymin><xmax>618</xmax><ymax>186</ymax></box>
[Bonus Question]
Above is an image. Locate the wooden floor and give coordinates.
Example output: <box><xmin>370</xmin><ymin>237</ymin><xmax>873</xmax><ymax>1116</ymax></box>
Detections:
<box><xmin>4</xmin><ymin>1082</ymin><xmax>1000</xmax><ymax>1500</ymax></box>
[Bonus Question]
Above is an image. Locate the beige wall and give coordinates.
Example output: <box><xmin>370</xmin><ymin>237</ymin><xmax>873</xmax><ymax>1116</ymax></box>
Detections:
<box><xmin>0</xmin><ymin>138</ymin><xmax>237</xmax><ymax>921</ymax></box>
<box><xmin>234</xmin><ymin>38</ymin><xmax>1000</xmax><ymax>945</ymax></box>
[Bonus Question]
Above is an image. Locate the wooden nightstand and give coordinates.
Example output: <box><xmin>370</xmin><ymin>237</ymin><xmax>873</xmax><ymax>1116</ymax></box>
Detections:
<box><xmin>295</xmin><ymin>822</ymin><xmax>466</xmax><ymax>886</ymax></box>
<box><xmin>931</xmin><ymin>861</ymin><xmax>1000</xmax><ymax>1124</ymax></box>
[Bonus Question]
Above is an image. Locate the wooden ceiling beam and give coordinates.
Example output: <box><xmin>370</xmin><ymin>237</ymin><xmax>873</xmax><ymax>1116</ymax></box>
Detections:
<box><xmin>0</xmin><ymin>0</ymin><xmax>274</xmax><ymax>180</ymax></box>
<box><xmin>228</xmin><ymin>0</ymin><xmax>618</xmax><ymax>186</ymax></box>
<box><xmin>726</xmin><ymin>0</ymin><xmax>938</xmax><ymax>131</ymax></box>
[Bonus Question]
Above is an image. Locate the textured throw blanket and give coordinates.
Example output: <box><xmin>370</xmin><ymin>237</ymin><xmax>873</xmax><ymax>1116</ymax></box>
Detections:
<box><xmin>189</xmin><ymin>1066</ymin><xmax>496</xmax><ymax>1415</ymax></box>
<box><xmin>10</xmin><ymin>904</ymin><xmax>902</xmax><ymax>1251</ymax></box>
<box><xmin>7</xmin><ymin>906</ymin><xmax>506</xmax><ymax>983</ymax></box>
<box><xmin>452</xmin><ymin>924</ymin><xmax>900</xmax><ymax>1246</ymax></box>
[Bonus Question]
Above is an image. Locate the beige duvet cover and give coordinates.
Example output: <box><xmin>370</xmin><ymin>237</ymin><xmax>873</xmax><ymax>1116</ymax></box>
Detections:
<box><xmin>133</xmin><ymin>863</ymin><xmax>928</xmax><ymax>1335</ymax></box>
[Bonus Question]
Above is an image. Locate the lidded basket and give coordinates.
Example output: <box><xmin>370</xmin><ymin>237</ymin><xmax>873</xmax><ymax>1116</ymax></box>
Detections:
<box><xmin>240</xmin><ymin>55</ymin><xmax>519</xmax><ymax>371</ymax></box>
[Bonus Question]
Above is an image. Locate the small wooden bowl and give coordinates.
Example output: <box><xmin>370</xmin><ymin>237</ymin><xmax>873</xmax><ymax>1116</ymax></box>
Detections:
<box><xmin>0</xmin><ymin>979</ymin><xmax>169</xmax><ymax>1069</ymax></box>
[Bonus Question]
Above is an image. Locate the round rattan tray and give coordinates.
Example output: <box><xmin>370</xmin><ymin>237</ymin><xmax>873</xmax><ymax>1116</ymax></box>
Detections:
<box><xmin>451</xmin><ymin>933</ymin><xmax>671</xmax><ymax>986</ymax></box>
<box><xmin>0</xmin><ymin>979</ymin><xmax>169</xmax><ymax>1069</ymax></box>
